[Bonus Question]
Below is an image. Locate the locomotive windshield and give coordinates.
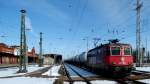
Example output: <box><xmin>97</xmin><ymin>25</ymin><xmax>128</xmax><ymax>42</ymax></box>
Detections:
<box><xmin>124</xmin><ymin>47</ymin><xmax>131</xmax><ymax>55</ymax></box>
<box><xmin>111</xmin><ymin>47</ymin><xmax>120</xmax><ymax>55</ymax></box>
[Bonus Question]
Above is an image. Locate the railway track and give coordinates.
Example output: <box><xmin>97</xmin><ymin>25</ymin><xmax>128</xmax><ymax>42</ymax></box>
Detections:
<box><xmin>63</xmin><ymin>64</ymin><xmax>73</xmax><ymax>84</ymax></box>
<box><xmin>63</xmin><ymin>64</ymin><xmax>150</xmax><ymax>84</ymax></box>
<box><xmin>130</xmin><ymin>70</ymin><xmax>150</xmax><ymax>80</ymax></box>
<box><xmin>132</xmin><ymin>70</ymin><xmax>150</xmax><ymax>75</ymax></box>
<box><xmin>64</xmin><ymin>64</ymin><xmax>92</xmax><ymax>84</ymax></box>
<box><xmin>114</xmin><ymin>70</ymin><xmax>150</xmax><ymax>84</ymax></box>
<box><xmin>115</xmin><ymin>78</ymin><xmax>146</xmax><ymax>84</ymax></box>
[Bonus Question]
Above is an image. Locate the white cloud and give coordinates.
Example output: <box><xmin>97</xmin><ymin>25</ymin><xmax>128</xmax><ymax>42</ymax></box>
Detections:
<box><xmin>25</xmin><ymin>16</ymin><xmax>39</xmax><ymax>38</ymax></box>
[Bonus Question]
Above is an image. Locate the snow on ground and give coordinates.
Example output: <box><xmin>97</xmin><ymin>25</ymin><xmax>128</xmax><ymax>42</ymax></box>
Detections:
<box><xmin>135</xmin><ymin>67</ymin><xmax>150</xmax><ymax>83</ymax></box>
<box><xmin>0</xmin><ymin>77</ymin><xmax>56</xmax><ymax>84</ymax></box>
<box><xmin>137</xmin><ymin>79</ymin><xmax>150</xmax><ymax>84</ymax></box>
<box><xmin>27</xmin><ymin>65</ymin><xmax>44</xmax><ymax>72</ymax></box>
<box><xmin>0</xmin><ymin>65</ymin><xmax>61</xmax><ymax>84</ymax></box>
<box><xmin>91</xmin><ymin>80</ymin><xmax>117</xmax><ymax>84</ymax></box>
<box><xmin>136</xmin><ymin>67</ymin><xmax>150</xmax><ymax>72</ymax></box>
<box><xmin>64</xmin><ymin>81</ymin><xmax>86</xmax><ymax>84</ymax></box>
<box><xmin>64</xmin><ymin>80</ymin><xmax>117</xmax><ymax>84</ymax></box>
<box><xmin>0</xmin><ymin>65</ymin><xmax>44</xmax><ymax>77</ymax></box>
<box><xmin>72</xmin><ymin>81</ymin><xmax>86</xmax><ymax>84</ymax></box>
<box><xmin>42</xmin><ymin>65</ymin><xmax>61</xmax><ymax>76</ymax></box>
<box><xmin>66</xmin><ymin>64</ymin><xmax>97</xmax><ymax>77</ymax></box>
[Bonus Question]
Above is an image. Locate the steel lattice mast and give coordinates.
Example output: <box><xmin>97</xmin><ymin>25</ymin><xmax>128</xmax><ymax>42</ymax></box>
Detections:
<box><xmin>136</xmin><ymin>0</ymin><xmax>142</xmax><ymax>67</ymax></box>
<box><xmin>39</xmin><ymin>32</ymin><xmax>43</xmax><ymax>67</ymax></box>
<box><xmin>18</xmin><ymin>9</ymin><xmax>27</xmax><ymax>73</ymax></box>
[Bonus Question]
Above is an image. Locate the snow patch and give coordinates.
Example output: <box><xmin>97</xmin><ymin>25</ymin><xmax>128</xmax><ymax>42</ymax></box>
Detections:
<box><xmin>42</xmin><ymin>65</ymin><xmax>61</xmax><ymax>76</ymax></box>
<box><xmin>64</xmin><ymin>80</ymin><xmax>117</xmax><ymax>84</ymax></box>
<box><xmin>0</xmin><ymin>65</ymin><xmax>44</xmax><ymax>77</ymax></box>
<box><xmin>64</xmin><ymin>81</ymin><xmax>86</xmax><ymax>84</ymax></box>
<box><xmin>138</xmin><ymin>79</ymin><xmax>150</xmax><ymax>84</ymax></box>
<box><xmin>74</xmin><ymin>81</ymin><xmax>86</xmax><ymax>84</ymax></box>
<box><xmin>0</xmin><ymin>77</ymin><xmax>55</xmax><ymax>84</ymax></box>
<box><xmin>91</xmin><ymin>80</ymin><xmax>117</xmax><ymax>84</ymax></box>
<box><xmin>136</xmin><ymin>67</ymin><xmax>150</xmax><ymax>72</ymax></box>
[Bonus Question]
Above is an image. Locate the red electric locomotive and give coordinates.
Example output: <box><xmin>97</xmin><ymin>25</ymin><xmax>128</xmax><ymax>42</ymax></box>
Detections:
<box><xmin>87</xmin><ymin>39</ymin><xmax>134</xmax><ymax>76</ymax></box>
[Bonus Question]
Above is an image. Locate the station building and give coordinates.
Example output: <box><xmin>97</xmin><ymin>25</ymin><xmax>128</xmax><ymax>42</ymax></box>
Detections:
<box><xmin>0</xmin><ymin>43</ymin><xmax>17</xmax><ymax>64</ymax></box>
<box><xmin>0</xmin><ymin>43</ymin><xmax>38</xmax><ymax>65</ymax></box>
<box><xmin>27</xmin><ymin>47</ymin><xmax>38</xmax><ymax>64</ymax></box>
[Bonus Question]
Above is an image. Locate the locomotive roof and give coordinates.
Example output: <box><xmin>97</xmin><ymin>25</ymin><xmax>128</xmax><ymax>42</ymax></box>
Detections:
<box><xmin>88</xmin><ymin>43</ymin><xmax>131</xmax><ymax>52</ymax></box>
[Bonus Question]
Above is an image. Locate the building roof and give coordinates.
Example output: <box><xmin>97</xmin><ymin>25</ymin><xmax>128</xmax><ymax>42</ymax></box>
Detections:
<box><xmin>43</xmin><ymin>54</ymin><xmax>62</xmax><ymax>58</ymax></box>
<box><xmin>27</xmin><ymin>47</ymin><xmax>36</xmax><ymax>57</ymax></box>
<box><xmin>0</xmin><ymin>43</ymin><xmax>14</xmax><ymax>54</ymax></box>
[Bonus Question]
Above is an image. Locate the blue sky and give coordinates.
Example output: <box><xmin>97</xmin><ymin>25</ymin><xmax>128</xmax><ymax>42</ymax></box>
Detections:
<box><xmin>0</xmin><ymin>0</ymin><xmax>150</xmax><ymax>59</ymax></box>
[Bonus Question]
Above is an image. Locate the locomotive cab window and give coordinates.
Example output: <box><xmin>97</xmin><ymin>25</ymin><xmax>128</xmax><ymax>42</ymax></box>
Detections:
<box><xmin>111</xmin><ymin>47</ymin><xmax>120</xmax><ymax>55</ymax></box>
<box><xmin>124</xmin><ymin>47</ymin><xmax>131</xmax><ymax>55</ymax></box>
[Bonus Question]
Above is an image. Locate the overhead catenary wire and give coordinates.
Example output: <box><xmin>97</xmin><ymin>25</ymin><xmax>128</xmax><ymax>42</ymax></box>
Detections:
<box><xmin>64</xmin><ymin>0</ymin><xmax>81</xmax><ymax>57</ymax></box>
<box><xmin>87</xmin><ymin>0</ymin><xmax>136</xmax><ymax>43</ymax></box>
<box><xmin>66</xmin><ymin>0</ymin><xmax>89</xmax><ymax>56</ymax></box>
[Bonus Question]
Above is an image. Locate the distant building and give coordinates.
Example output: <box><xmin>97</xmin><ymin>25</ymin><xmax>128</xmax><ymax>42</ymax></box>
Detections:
<box><xmin>43</xmin><ymin>54</ymin><xmax>54</xmax><ymax>65</ymax></box>
<box><xmin>43</xmin><ymin>54</ymin><xmax>62</xmax><ymax>65</ymax></box>
<box><xmin>10</xmin><ymin>45</ymin><xmax>20</xmax><ymax>56</ymax></box>
<box><xmin>0</xmin><ymin>43</ymin><xmax>38</xmax><ymax>64</ymax></box>
<box><xmin>0</xmin><ymin>43</ymin><xmax>14</xmax><ymax>54</ymax></box>
<box><xmin>0</xmin><ymin>43</ymin><xmax>18</xmax><ymax>64</ymax></box>
<box><xmin>27</xmin><ymin>47</ymin><xmax>38</xmax><ymax>63</ymax></box>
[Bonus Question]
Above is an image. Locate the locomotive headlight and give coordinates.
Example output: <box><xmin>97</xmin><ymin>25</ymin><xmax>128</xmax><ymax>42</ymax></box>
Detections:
<box><xmin>112</xmin><ymin>62</ymin><xmax>116</xmax><ymax>65</ymax></box>
<box><xmin>120</xmin><ymin>57</ymin><xmax>125</xmax><ymax>62</ymax></box>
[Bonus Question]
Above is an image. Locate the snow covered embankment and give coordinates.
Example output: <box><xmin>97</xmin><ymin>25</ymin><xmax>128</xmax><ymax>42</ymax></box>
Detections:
<box><xmin>136</xmin><ymin>67</ymin><xmax>150</xmax><ymax>72</ymax></box>
<box><xmin>0</xmin><ymin>77</ymin><xmax>55</xmax><ymax>84</ymax></box>
<box><xmin>42</xmin><ymin>65</ymin><xmax>61</xmax><ymax>76</ymax></box>
<box><xmin>0</xmin><ymin>65</ymin><xmax>44</xmax><ymax>77</ymax></box>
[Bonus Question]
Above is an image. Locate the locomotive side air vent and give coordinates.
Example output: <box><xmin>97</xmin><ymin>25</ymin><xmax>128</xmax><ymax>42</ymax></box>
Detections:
<box><xmin>108</xmin><ymin>39</ymin><xmax>119</xmax><ymax>44</ymax></box>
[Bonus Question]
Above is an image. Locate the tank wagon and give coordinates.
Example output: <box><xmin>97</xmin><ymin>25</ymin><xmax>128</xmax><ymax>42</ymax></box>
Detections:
<box><xmin>65</xmin><ymin>39</ymin><xmax>134</xmax><ymax>77</ymax></box>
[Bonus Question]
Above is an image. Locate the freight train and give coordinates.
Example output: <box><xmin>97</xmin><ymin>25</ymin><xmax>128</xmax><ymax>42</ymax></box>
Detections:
<box><xmin>65</xmin><ymin>39</ymin><xmax>134</xmax><ymax>77</ymax></box>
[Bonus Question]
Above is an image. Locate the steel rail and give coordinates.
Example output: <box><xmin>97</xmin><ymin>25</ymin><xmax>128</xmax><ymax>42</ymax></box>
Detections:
<box><xmin>63</xmin><ymin>63</ymin><xmax>73</xmax><ymax>84</ymax></box>
<box><xmin>66</xmin><ymin>64</ymin><xmax>91</xmax><ymax>84</ymax></box>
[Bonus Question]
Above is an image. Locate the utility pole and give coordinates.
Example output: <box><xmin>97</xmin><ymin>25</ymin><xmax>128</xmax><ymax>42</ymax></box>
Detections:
<box><xmin>136</xmin><ymin>0</ymin><xmax>142</xmax><ymax>67</ymax></box>
<box><xmin>145</xmin><ymin>38</ymin><xmax>147</xmax><ymax>63</ymax></box>
<box><xmin>148</xmin><ymin>51</ymin><xmax>150</xmax><ymax>63</ymax></box>
<box><xmin>39</xmin><ymin>32</ymin><xmax>43</xmax><ymax>67</ymax></box>
<box><xmin>18</xmin><ymin>9</ymin><xmax>27</xmax><ymax>73</ymax></box>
